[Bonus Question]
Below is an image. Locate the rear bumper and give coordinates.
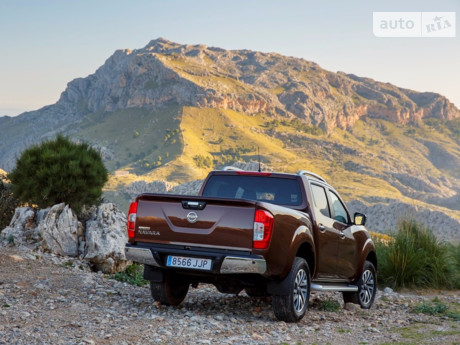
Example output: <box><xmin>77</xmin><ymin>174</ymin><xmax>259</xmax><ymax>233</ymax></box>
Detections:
<box><xmin>125</xmin><ymin>243</ymin><xmax>266</xmax><ymax>275</ymax></box>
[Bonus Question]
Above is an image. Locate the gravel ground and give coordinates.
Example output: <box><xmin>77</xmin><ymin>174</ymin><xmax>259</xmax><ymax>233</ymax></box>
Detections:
<box><xmin>0</xmin><ymin>246</ymin><xmax>459</xmax><ymax>345</ymax></box>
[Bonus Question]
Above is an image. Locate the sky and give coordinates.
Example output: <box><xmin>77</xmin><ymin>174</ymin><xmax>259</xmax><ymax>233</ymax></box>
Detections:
<box><xmin>0</xmin><ymin>0</ymin><xmax>459</xmax><ymax>116</ymax></box>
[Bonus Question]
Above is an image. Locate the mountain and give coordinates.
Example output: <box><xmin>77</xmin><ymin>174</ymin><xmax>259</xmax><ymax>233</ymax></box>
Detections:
<box><xmin>0</xmin><ymin>38</ymin><xmax>459</xmax><ymax>241</ymax></box>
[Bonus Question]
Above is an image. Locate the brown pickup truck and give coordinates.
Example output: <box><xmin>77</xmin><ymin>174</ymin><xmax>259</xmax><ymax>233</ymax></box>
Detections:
<box><xmin>125</xmin><ymin>168</ymin><xmax>377</xmax><ymax>322</ymax></box>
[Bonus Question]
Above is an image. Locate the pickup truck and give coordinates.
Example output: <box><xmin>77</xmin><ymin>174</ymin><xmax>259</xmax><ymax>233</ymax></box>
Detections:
<box><xmin>125</xmin><ymin>168</ymin><xmax>377</xmax><ymax>322</ymax></box>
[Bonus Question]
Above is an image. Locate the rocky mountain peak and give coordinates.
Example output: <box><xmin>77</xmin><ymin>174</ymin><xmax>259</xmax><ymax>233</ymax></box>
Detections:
<box><xmin>43</xmin><ymin>38</ymin><xmax>459</xmax><ymax>133</ymax></box>
<box><xmin>1</xmin><ymin>38</ymin><xmax>459</xmax><ymax>172</ymax></box>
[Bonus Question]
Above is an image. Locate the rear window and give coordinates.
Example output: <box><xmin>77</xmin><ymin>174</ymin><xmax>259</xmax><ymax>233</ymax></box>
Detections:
<box><xmin>202</xmin><ymin>175</ymin><xmax>303</xmax><ymax>206</ymax></box>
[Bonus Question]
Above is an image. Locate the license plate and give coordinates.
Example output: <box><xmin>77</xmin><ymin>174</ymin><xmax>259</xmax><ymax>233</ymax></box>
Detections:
<box><xmin>166</xmin><ymin>256</ymin><xmax>212</xmax><ymax>270</ymax></box>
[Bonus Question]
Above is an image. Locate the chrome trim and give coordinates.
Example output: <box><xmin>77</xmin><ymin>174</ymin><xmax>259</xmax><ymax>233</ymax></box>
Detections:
<box><xmin>220</xmin><ymin>256</ymin><xmax>266</xmax><ymax>274</ymax></box>
<box><xmin>311</xmin><ymin>283</ymin><xmax>358</xmax><ymax>292</ymax></box>
<box><xmin>125</xmin><ymin>246</ymin><xmax>160</xmax><ymax>267</ymax></box>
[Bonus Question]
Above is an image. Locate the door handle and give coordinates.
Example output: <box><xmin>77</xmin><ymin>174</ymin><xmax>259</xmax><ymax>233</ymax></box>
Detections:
<box><xmin>318</xmin><ymin>224</ymin><xmax>326</xmax><ymax>232</ymax></box>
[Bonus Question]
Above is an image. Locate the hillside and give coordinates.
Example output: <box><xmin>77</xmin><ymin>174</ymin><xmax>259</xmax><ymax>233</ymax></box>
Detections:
<box><xmin>0</xmin><ymin>38</ymin><xmax>459</xmax><ymax>241</ymax></box>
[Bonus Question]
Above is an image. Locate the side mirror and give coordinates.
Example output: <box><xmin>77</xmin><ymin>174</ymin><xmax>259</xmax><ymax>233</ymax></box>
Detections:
<box><xmin>354</xmin><ymin>212</ymin><xmax>367</xmax><ymax>226</ymax></box>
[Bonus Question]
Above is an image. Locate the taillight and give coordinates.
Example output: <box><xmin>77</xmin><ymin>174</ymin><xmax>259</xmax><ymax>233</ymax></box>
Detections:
<box><xmin>237</xmin><ymin>171</ymin><xmax>272</xmax><ymax>176</ymax></box>
<box><xmin>127</xmin><ymin>201</ymin><xmax>138</xmax><ymax>239</ymax></box>
<box><xmin>253</xmin><ymin>209</ymin><xmax>274</xmax><ymax>249</ymax></box>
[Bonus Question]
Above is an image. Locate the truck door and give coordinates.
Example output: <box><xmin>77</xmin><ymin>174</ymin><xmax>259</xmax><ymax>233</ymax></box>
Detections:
<box><xmin>327</xmin><ymin>190</ymin><xmax>357</xmax><ymax>280</ymax></box>
<box><xmin>310</xmin><ymin>184</ymin><xmax>341</xmax><ymax>279</ymax></box>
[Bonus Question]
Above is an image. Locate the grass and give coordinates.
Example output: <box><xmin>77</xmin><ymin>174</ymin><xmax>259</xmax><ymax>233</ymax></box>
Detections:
<box><xmin>383</xmin><ymin>321</ymin><xmax>460</xmax><ymax>345</ymax></box>
<box><xmin>376</xmin><ymin>218</ymin><xmax>460</xmax><ymax>290</ymax></box>
<box><xmin>411</xmin><ymin>298</ymin><xmax>460</xmax><ymax>321</ymax></box>
<box><xmin>78</xmin><ymin>105</ymin><xmax>183</xmax><ymax>179</ymax></box>
<box><xmin>317</xmin><ymin>298</ymin><xmax>341</xmax><ymax>312</ymax></box>
<box><xmin>109</xmin><ymin>263</ymin><xmax>148</xmax><ymax>287</ymax></box>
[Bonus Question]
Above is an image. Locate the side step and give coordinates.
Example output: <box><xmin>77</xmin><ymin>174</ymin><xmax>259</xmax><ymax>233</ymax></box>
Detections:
<box><xmin>311</xmin><ymin>283</ymin><xmax>358</xmax><ymax>292</ymax></box>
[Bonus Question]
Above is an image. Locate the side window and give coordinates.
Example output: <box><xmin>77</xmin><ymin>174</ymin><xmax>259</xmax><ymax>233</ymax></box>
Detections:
<box><xmin>310</xmin><ymin>184</ymin><xmax>330</xmax><ymax>218</ymax></box>
<box><xmin>329</xmin><ymin>191</ymin><xmax>349</xmax><ymax>224</ymax></box>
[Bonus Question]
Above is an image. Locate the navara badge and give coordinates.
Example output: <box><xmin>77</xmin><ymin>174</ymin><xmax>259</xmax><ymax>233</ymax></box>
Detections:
<box><xmin>186</xmin><ymin>211</ymin><xmax>198</xmax><ymax>223</ymax></box>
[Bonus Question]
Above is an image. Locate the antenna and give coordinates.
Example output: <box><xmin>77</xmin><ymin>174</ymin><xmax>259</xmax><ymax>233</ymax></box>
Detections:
<box><xmin>258</xmin><ymin>146</ymin><xmax>261</xmax><ymax>172</ymax></box>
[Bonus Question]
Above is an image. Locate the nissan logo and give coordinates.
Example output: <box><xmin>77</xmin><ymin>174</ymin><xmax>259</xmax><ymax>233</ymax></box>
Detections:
<box><xmin>186</xmin><ymin>211</ymin><xmax>198</xmax><ymax>223</ymax></box>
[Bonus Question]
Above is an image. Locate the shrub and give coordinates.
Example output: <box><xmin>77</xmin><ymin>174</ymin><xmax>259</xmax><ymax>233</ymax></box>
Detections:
<box><xmin>109</xmin><ymin>263</ymin><xmax>148</xmax><ymax>287</ymax></box>
<box><xmin>194</xmin><ymin>155</ymin><xmax>213</xmax><ymax>169</ymax></box>
<box><xmin>8</xmin><ymin>135</ymin><xmax>108</xmax><ymax>213</ymax></box>
<box><xmin>317</xmin><ymin>298</ymin><xmax>341</xmax><ymax>312</ymax></box>
<box><xmin>0</xmin><ymin>175</ymin><xmax>20</xmax><ymax>230</ymax></box>
<box><xmin>376</xmin><ymin>219</ymin><xmax>458</xmax><ymax>290</ymax></box>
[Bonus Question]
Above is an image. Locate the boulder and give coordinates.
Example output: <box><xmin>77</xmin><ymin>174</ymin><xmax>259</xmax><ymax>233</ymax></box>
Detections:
<box><xmin>39</xmin><ymin>203</ymin><xmax>81</xmax><ymax>257</ymax></box>
<box><xmin>0</xmin><ymin>207</ymin><xmax>37</xmax><ymax>245</ymax></box>
<box><xmin>84</xmin><ymin>203</ymin><xmax>128</xmax><ymax>273</ymax></box>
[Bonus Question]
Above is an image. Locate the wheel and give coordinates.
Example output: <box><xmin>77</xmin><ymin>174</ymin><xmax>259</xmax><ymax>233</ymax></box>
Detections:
<box><xmin>272</xmin><ymin>257</ymin><xmax>311</xmax><ymax>322</ymax></box>
<box><xmin>343</xmin><ymin>260</ymin><xmax>377</xmax><ymax>309</ymax></box>
<box><xmin>150</xmin><ymin>272</ymin><xmax>189</xmax><ymax>306</ymax></box>
<box><xmin>245</xmin><ymin>285</ymin><xmax>268</xmax><ymax>297</ymax></box>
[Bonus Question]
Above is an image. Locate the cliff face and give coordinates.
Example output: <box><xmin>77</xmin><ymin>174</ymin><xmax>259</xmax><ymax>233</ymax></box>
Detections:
<box><xmin>29</xmin><ymin>37</ymin><xmax>460</xmax><ymax>130</ymax></box>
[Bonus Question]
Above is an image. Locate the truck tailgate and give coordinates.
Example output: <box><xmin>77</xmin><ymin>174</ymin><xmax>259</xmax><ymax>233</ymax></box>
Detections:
<box><xmin>135</xmin><ymin>194</ymin><xmax>256</xmax><ymax>251</ymax></box>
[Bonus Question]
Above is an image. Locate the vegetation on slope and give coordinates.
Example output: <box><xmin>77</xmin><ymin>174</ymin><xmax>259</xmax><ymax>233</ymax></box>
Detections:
<box><xmin>376</xmin><ymin>219</ymin><xmax>460</xmax><ymax>289</ymax></box>
<box><xmin>97</xmin><ymin>104</ymin><xmax>459</xmax><ymax>225</ymax></box>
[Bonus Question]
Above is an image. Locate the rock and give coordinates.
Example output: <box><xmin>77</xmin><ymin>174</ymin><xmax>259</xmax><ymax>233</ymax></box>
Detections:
<box><xmin>344</xmin><ymin>303</ymin><xmax>361</xmax><ymax>312</ymax></box>
<box><xmin>39</xmin><ymin>203</ymin><xmax>80</xmax><ymax>257</ymax></box>
<box><xmin>7</xmin><ymin>254</ymin><xmax>24</xmax><ymax>262</ymax></box>
<box><xmin>84</xmin><ymin>203</ymin><xmax>128</xmax><ymax>273</ymax></box>
<box><xmin>0</xmin><ymin>207</ymin><xmax>37</xmax><ymax>245</ymax></box>
<box><xmin>383</xmin><ymin>287</ymin><xmax>394</xmax><ymax>294</ymax></box>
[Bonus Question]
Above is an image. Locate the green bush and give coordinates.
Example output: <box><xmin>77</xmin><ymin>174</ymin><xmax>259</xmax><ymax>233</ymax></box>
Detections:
<box><xmin>317</xmin><ymin>298</ymin><xmax>341</xmax><ymax>312</ymax></box>
<box><xmin>376</xmin><ymin>219</ymin><xmax>458</xmax><ymax>290</ymax></box>
<box><xmin>194</xmin><ymin>154</ymin><xmax>213</xmax><ymax>169</ymax></box>
<box><xmin>109</xmin><ymin>263</ymin><xmax>148</xmax><ymax>287</ymax></box>
<box><xmin>0</xmin><ymin>175</ymin><xmax>20</xmax><ymax>230</ymax></box>
<box><xmin>8</xmin><ymin>135</ymin><xmax>108</xmax><ymax>213</ymax></box>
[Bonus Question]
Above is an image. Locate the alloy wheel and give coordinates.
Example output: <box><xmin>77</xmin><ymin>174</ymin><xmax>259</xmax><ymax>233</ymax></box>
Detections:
<box><xmin>359</xmin><ymin>269</ymin><xmax>375</xmax><ymax>306</ymax></box>
<box><xmin>293</xmin><ymin>268</ymin><xmax>308</xmax><ymax>313</ymax></box>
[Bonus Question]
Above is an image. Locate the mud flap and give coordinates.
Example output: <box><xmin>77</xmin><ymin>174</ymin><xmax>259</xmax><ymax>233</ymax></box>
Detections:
<box><xmin>143</xmin><ymin>264</ymin><xmax>164</xmax><ymax>282</ymax></box>
<box><xmin>267</xmin><ymin>274</ymin><xmax>292</xmax><ymax>296</ymax></box>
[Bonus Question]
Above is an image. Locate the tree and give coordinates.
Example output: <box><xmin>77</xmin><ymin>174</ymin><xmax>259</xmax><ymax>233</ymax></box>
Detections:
<box><xmin>8</xmin><ymin>135</ymin><xmax>108</xmax><ymax>213</ymax></box>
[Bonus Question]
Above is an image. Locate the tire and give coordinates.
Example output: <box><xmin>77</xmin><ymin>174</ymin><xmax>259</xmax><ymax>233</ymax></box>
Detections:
<box><xmin>343</xmin><ymin>260</ymin><xmax>377</xmax><ymax>309</ymax></box>
<box><xmin>245</xmin><ymin>286</ymin><xmax>268</xmax><ymax>297</ymax></box>
<box><xmin>150</xmin><ymin>272</ymin><xmax>189</xmax><ymax>306</ymax></box>
<box><xmin>272</xmin><ymin>257</ymin><xmax>311</xmax><ymax>322</ymax></box>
